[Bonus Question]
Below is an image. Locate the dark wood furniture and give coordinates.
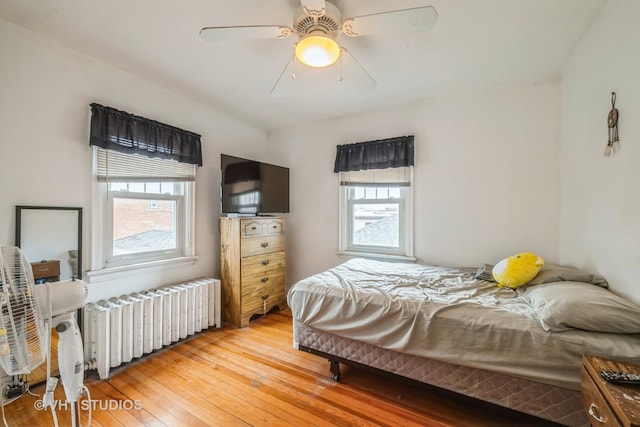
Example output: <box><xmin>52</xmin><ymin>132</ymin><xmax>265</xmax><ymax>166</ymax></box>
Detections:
<box><xmin>581</xmin><ymin>355</ymin><xmax>640</xmax><ymax>427</ymax></box>
<box><xmin>31</xmin><ymin>260</ymin><xmax>60</xmax><ymax>282</ymax></box>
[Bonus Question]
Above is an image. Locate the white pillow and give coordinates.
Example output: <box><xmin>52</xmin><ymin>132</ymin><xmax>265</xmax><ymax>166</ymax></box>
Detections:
<box><xmin>519</xmin><ymin>281</ymin><xmax>640</xmax><ymax>333</ymax></box>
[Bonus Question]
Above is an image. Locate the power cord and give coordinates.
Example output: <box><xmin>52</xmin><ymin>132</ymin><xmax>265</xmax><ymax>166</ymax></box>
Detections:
<box><xmin>25</xmin><ymin>382</ymin><xmax>39</xmax><ymax>398</ymax></box>
<box><xmin>81</xmin><ymin>385</ymin><xmax>92</xmax><ymax>427</ymax></box>
<box><xmin>43</xmin><ymin>282</ymin><xmax>59</xmax><ymax>427</ymax></box>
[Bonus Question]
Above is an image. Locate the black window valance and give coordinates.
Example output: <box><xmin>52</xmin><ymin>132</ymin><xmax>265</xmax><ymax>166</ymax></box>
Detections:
<box><xmin>89</xmin><ymin>103</ymin><xmax>203</xmax><ymax>166</ymax></box>
<box><xmin>333</xmin><ymin>135</ymin><xmax>414</xmax><ymax>173</ymax></box>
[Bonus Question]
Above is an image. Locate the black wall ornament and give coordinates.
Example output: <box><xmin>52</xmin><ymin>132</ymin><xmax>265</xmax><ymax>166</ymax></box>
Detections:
<box><xmin>604</xmin><ymin>92</ymin><xmax>619</xmax><ymax>157</ymax></box>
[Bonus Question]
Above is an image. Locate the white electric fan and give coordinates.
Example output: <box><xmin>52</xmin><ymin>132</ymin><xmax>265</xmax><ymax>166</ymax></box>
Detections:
<box><xmin>0</xmin><ymin>246</ymin><xmax>87</xmax><ymax>426</ymax></box>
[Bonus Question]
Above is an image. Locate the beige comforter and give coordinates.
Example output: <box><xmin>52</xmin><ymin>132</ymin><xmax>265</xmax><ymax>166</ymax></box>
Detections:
<box><xmin>287</xmin><ymin>258</ymin><xmax>640</xmax><ymax>390</ymax></box>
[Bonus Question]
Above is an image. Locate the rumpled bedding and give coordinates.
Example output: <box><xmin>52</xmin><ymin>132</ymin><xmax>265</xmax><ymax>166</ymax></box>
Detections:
<box><xmin>287</xmin><ymin>258</ymin><xmax>640</xmax><ymax>390</ymax></box>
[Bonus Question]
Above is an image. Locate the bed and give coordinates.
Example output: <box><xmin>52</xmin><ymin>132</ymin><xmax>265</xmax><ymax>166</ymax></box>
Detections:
<box><xmin>287</xmin><ymin>258</ymin><xmax>640</xmax><ymax>426</ymax></box>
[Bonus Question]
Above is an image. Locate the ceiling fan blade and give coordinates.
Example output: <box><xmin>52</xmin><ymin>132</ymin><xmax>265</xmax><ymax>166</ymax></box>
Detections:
<box><xmin>343</xmin><ymin>6</ymin><xmax>438</xmax><ymax>37</ymax></box>
<box><xmin>340</xmin><ymin>48</ymin><xmax>377</xmax><ymax>91</ymax></box>
<box><xmin>199</xmin><ymin>25</ymin><xmax>293</xmax><ymax>42</ymax></box>
<box><xmin>300</xmin><ymin>0</ymin><xmax>326</xmax><ymax>16</ymax></box>
<box><xmin>270</xmin><ymin>56</ymin><xmax>296</xmax><ymax>97</ymax></box>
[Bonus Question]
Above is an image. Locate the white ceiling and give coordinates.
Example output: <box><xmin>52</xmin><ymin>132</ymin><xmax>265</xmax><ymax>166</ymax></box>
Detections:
<box><xmin>0</xmin><ymin>0</ymin><xmax>607</xmax><ymax>132</ymax></box>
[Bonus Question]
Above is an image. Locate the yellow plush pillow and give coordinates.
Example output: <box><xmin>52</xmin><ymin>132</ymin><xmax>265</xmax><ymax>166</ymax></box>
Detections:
<box><xmin>492</xmin><ymin>252</ymin><xmax>544</xmax><ymax>289</ymax></box>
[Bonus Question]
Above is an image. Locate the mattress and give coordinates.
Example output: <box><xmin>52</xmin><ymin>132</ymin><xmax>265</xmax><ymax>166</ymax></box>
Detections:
<box><xmin>287</xmin><ymin>258</ymin><xmax>640</xmax><ymax>390</ymax></box>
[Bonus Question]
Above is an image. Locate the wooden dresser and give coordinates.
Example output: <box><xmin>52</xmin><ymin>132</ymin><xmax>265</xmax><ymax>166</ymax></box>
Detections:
<box><xmin>581</xmin><ymin>355</ymin><xmax>640</xmax><ymax>427</ymax></box>
<box><xmin>220</xmin><ymin>216</ymin><xmax>287</xmax><ymax>328</ymax></box>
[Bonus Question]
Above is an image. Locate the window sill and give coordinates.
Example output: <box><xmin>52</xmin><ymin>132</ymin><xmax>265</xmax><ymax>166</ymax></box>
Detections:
<box><xmin>336</xmin><ymin>251</ymin><xmax>416</xmax><ymax>263</ymax></box>
<box><xmin>86</xmin><ymin>256</ymin><xmax>199</xmax><ymax>284</ymax></box>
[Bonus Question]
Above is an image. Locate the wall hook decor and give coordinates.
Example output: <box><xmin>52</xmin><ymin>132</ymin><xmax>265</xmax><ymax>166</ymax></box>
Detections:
<box><xmin>604</xmin><ymin>91</ymin><xmax>619</xmax><ymax>157</ymax></box>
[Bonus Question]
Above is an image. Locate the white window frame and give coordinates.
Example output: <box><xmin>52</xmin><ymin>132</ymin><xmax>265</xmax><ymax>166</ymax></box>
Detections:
<box><xmin>88</xmin><ymin>149</ymin><xmax>197</xmax><ymax>280</ymax></box>
<box><xmin>338</xmin><ymin>170</ymin><xmax>414</xmax><ymax>261</ymax></box>
<box><xmin>105</xmin><ymin>189</ymin><xmax>185</xmax><ymax>267</ymax></box>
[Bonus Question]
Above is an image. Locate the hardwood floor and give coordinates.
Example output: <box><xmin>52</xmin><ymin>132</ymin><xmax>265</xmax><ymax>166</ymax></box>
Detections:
<box><xmin>5</xmin><ymin>309</ymin><xmax>560</xmax><ymax>426</ymax></box>
<box><xmin>27</xmin><ymin>329</ymin><xmax>59</xmax><ymax>387</ymax></box>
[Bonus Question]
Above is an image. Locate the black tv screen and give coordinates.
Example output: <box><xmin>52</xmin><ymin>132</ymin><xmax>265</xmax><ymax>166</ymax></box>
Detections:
<box><xmin>221</xmin><ymin>154</ymin><xmax>290</xmax><ymax>215</ymax></box>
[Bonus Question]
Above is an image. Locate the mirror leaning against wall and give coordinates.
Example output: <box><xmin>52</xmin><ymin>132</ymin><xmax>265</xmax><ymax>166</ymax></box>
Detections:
<box><xmin>15</xmin><ymin>206</ymin><xmax>82</xmax><ymax>282</ymax></box>
<box><xmin>14</xmin><ymin>205</ymin><xmax>83</xmax><ymax>387</ymax></box>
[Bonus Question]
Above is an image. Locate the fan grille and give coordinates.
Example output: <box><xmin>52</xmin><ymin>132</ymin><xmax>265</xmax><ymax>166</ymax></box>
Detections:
<box><xmin>293</xmin><ymin>2</ymin><xmax>342</xmax><ymax>36</ymax></box>
<box><xmin>0</xmin><ymin>246</ymin><xmax>46</xmax><ymax>375</ymax></box>
<box><xmin>295</xmin><ymin>14</ymin><xmax>340</xmax><ymax>35</ymax></box>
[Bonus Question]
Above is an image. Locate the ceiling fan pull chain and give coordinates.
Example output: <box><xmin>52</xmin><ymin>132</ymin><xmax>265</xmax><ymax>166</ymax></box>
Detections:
<box><xmin>291</xmin><ymin>48</ymin><xmax>297</xmax><ymax>80</ymax></box>
<box><xmin>338</xmin><ymin>48</ymin><xmax>344</xmax><ymax>82</ymax></box>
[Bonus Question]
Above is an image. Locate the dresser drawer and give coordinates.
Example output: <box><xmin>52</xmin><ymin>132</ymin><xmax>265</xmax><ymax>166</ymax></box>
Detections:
<box><xmin>263</xmin><ymin>219</ymin><xmax>284</xmax><ymax>235</ymax></box>
<box><xmin>31</xmin><ymin>260</ymin><xmax>60</xmax><ymax>280</ymax></box>
<box><xmin>242</xmin><ymin>220</ymin><xmax>265</xmax><ymax>237</ymax></box>
<box><xmin>581</xmin><ymin>367</ymin><xmax>622</xmax><ymax>427</ymax></box>
<box><xmin>241</xmin><ymin>235</ymin><xmax>285</xmax><ymax>257</ymax></box>
<box><xmin>241</xmin><ymin>251</ymin><xmax>286</xmax><ymax>275</ymax></box>
<box><xmin>241</xmin><ymin>218</ymin><xmax>285</xmax><ymax>237</ymax></box>
<box><xmin>241</xmin><ymin>274</ymin><xmax>286</xmax><ymax>316</ymax></box>
<box><xmin>241</xmin><ymin>270</ymin><xmax>285</xmax><ymax>296</ymax></box>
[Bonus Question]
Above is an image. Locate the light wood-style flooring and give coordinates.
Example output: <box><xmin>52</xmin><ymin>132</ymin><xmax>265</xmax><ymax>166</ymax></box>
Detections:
<box><xmin>4</xmin><ymin>309</ymin><xmax>559</xmax><ymax>426</ymax></box>
<box><xmin>27</xmin><ymin>329</ymin><xmax>59</xmax><ymax>387</ymax></box>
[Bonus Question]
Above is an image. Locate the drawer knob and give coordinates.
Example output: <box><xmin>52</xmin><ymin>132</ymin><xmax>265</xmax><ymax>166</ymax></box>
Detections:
<box><xmin>262</xmin><ymin>260</ymin><xmax>270</xmax><ymax>266</ymax></box>
<box><xmin>588</xmin><ymin>403</ymin><xmax>606</xmax><ymax>423</ymax></box>
<box><xmin>261</xmin><ymin>277</ymin><xmax>269</xmax><ymax>283</ymax></box>
<box><xmin>261</xmin><ymin>242</ymin><xmax>269</xmax><ymax>248</ymax></box>
<box><xmin>251</xmin><ymin>226</ymin><xmax>257</xmax><ymax>230</ymax></box>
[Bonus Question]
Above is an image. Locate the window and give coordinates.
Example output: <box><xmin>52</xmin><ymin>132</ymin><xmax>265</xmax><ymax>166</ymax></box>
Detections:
<box><xmin>350</xmin><ymin>186</ymin><xmax>401</xmax><ymax>247</ymax></box>
<box><xmin>339</xmin><ymin>167</ymin><xmax>413</xmax><ymax>258</ymax></box>
<box><xmin>92</xmin><ymin>148</ymin><xmax>195</xmax><ymax>268</ymax></box>
<box><xmin>108</xmin><ymin>181</ymin><xmax>185</xmax><ymax>264</ymax></box>
<box><xmin>87</xmin><ymin>103</ymin><xmax>202</xmax><ymax>272</ymax></box>
<box><xmin>334</xmin><ymin>135</ymin><xmax>414</xmax><ymax>260</ymax></box>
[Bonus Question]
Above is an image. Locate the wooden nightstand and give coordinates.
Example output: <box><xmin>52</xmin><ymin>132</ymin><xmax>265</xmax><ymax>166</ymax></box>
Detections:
<box><xmin>581</xmin><ymin>355</ymin><xmax>640</xmax><ymax>426</ymax></box>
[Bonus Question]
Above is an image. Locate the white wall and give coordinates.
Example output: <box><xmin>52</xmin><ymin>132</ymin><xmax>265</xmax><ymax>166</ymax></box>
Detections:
<box><xmin>0</xmin><ymin>20</ymin><xmax>268</xmax><ymax>302</ymax></box>
<box><xmin>269</xmin><ymin>81</ymin><xmax>562</xmax><ymax>286</ymax></box>
<box><xmin>8</xmin><ymin>0</ymin><xmax>632</xmax><ymax>308</ymax></box>
<box><xmin>560</xmin><ymin>0</ymin><xmax>640</xmax><ymax>304</ymax></box>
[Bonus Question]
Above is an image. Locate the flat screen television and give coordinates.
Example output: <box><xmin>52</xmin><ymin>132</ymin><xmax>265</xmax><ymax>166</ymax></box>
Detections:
<box><xmin>221</xmin><ymin>154</ymin><xmax>290</xmax><ymax>215</ymax></box>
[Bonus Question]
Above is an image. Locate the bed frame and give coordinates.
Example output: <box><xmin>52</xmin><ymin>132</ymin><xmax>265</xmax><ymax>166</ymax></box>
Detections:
<box><xmin>295</xmin><ymin>321</ymin><xmax>588</xmax><ymax>427</ymax></box>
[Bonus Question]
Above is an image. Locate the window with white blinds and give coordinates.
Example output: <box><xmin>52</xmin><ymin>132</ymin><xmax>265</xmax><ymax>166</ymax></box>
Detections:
<box><xmin>335</xmin><ymin>135</ymin><xmax>415</xmax><ymax>260</ymax></box>
<box><xmin>91</xmin><ymin>147</ymin><xmax>195</xmax><ymax>270</ymax></box>
<box><xmin>338</xmin><ymin>166</ymin><xmax>414</xmax><ymax>260</ymax></box>
<box><xmin>88</xmin><ymin>104</ymin><xmax>200</xmax><ymax>275</ymax></box>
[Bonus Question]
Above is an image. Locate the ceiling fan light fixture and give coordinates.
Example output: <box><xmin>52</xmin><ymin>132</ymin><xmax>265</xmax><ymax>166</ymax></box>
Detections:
<box><xmin>295</xmin><ymin>33</ymin><xmax>341</xmax><ymax>68</ymax></box>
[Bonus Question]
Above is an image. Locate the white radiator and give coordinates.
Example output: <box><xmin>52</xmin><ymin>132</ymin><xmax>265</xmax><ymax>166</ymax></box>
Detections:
<box><xmin>83</xmin><ymin>278</ymin><xmax>221</xmax><ymax>380</ymax></box>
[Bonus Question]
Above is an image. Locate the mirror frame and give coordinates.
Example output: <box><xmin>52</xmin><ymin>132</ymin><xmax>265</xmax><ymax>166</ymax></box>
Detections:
<box><xmin>15</xmin><ymin>205</ymin><xmax>83</xmax><ymax>280</ymax></box>
<box><xmin>14</xmin><ymin>205</ymin><xmax>83</xmax><ymax>388</ymax></box>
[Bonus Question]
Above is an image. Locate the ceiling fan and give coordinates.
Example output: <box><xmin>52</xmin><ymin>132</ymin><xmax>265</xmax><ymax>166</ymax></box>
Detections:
<box><xmin>199</xmin><ymin>0</ymin><xmax>438</xmax><ymax>96</ymax></box>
